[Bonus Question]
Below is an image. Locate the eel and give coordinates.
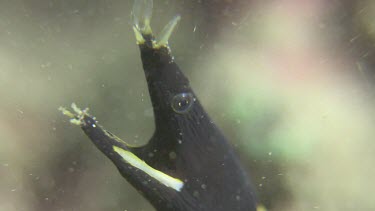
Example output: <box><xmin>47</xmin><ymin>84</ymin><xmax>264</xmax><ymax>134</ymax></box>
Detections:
<box><xmin>60</xmin><ymin>0</ymin><xmax>262</xmax><ymax>210</ymax></box>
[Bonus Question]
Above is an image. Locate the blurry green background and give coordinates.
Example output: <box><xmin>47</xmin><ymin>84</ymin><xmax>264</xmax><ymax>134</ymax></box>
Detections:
<box><xmin>1</xmin><ymin>0</ymin><xmax>375</xmax><ymax>210</ymax></box>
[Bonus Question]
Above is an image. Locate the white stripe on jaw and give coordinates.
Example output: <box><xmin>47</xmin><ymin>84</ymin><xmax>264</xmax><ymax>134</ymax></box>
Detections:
<box><xmin>113</xmin><ymin>146</ymin><xmax>184</xmax><ymax>192</ymax></box>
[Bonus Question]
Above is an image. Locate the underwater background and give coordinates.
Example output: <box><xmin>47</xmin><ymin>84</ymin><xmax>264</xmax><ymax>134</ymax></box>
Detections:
<box><xmin>1</xmin><ymin>0</ymin><xmax>375</xmax><ymax>210</ymax></box>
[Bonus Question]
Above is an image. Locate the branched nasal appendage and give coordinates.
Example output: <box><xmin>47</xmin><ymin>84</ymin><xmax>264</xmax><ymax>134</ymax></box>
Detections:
<box><xmin>132</xmin><ymin>0</ymin><xmax>180</xmax><ymax>48</ymax></box>
<box><xmin>58</xmin><ymin>103</ymin><xmax>90</xmax><ymax>126</ymax></box>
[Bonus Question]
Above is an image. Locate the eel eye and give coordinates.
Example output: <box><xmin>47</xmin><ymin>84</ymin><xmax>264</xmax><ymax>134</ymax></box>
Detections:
<box><xmin>171</xmin><ymin>92</ymin><xmax>195</xmax><ymax>114</ymax></box>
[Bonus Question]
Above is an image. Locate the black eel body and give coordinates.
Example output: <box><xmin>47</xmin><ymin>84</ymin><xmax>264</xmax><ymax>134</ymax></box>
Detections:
<box><xmin>61</xmin><ymin>1</ymin><xmax>259</xmax><ymax>210</ymax></box>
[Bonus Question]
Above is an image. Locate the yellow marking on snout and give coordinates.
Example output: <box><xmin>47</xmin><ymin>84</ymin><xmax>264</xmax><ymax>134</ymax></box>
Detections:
<box><xmin>113</xmin><ymin>146</ymin><xmax>184</xmax><ymax>191</ymax></box>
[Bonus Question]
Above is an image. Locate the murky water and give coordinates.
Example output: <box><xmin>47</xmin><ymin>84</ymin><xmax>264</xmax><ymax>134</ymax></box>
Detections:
<box><xmin>1</xmin><ymin>1</ymin><xmax>374</xmax><ymax>210</ymax></box>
